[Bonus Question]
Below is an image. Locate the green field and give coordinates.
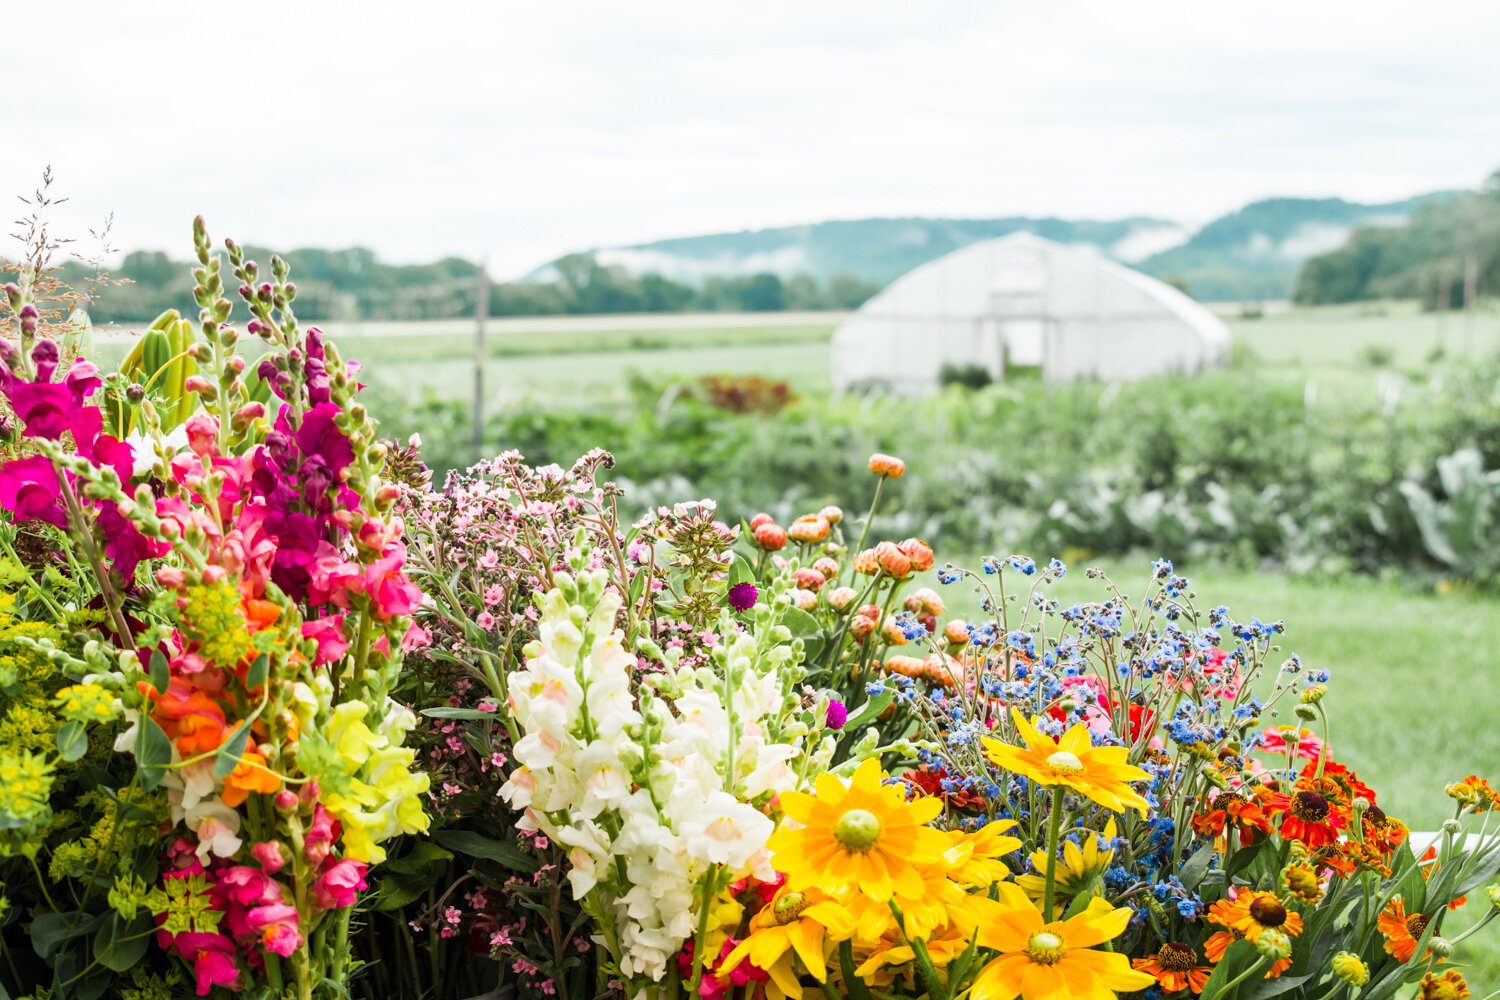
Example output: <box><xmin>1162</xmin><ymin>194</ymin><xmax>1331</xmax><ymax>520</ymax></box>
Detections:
<box><xmin>310</xmin><ymin>298</ymin><xmax>1500</xmax><ymax>412</ymax></box>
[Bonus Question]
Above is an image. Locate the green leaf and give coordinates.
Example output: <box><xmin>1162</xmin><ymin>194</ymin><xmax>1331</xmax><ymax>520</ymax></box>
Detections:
<box><xmin>844</xmin><ymin>691</ymin><xmax>894</xmax><ymax>730</ymax></box>
<box><xmin>246</xmin><ymin>653</ymin><xmax>269</xmax><ymax>689</ymax></box>
<box><xmin>30</xmin><ymin>911</ymin><xmax>100</xmax><ymax>959</ymax></box>
<box><xmin>1178</xmin><ymin>839</ymin><xmax>1217</xmax><ymax>890</ymax></box>
<box><xmin>56</xmin><ymin>721</ymin><xmax>88</xmax><ymax>763</ymax></box>
<box><xmin>1198</xmin><ymin>939</ymin><xmax>1259</xmax><ymax>1000</ymax></box>
<box><xmin>93</xmin><ymin>912</ymin><xmax>152</xmax><ymax>972</ymax></box>
<box><xmin>214</xmin><ymin>722</ymin><xmax>252</xmax><ymax>779</ymax></box>
<box><xmin>420</xmin><ymin>707</ymin><xmax>500</xmax><ymax>721</ymax></box>
<box><xmin>728</xmin><ymin>554</ymin><xmax>754</xmax><ymax>588</ymax></box>
<box><xmin>135</xmin><ymin>717</ymin><xmax>172</xmax><ymax>791</ymax></box>
<box><xmin>781</xmin><ymin>607</ymin><xmax>826</xmax><ymax>659</ymax></box>
<box><xmin>149</xmin><ymin>650</ymin><xmax>169</xmax><ymax>694</ymax></box>
<box><xmin>430</xmin><ymin>830</ymin><xmax>539</xmax><ymax>872</ymax></box>
<box><xmin>373</xmin><ymin>875</ymin><xmax>429</xmax><ymax>911</ymax></box>
<box><xmin>381</xmin><ymin>840</ymin><xmax>453</xmax><ymax>876</ymax></box>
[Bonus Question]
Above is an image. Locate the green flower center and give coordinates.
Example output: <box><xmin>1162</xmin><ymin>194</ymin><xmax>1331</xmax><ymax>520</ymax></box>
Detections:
<box><xmin>1025</xmin><ymin>931</ymin><xmax>1068</xmax><ymax>965</ymax></box>
<box><xmin>773</xmin><ymin>892</ymin><xmax>809</xmax><ymax>924</ymax></box>
<box><xmin>1045</xmin><ymin>751</ymin><xmax>1084</xmax><ymax>777</ymax></box>
<box><xmin>833</xmin><ymin>809</ymin><xmax>882</xmax><ymax>851</ymax></box>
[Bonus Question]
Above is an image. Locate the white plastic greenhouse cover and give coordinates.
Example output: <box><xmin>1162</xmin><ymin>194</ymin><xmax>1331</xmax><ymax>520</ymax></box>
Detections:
<box><xmin>830</xmin><ymin>232</ymin><xmax>1231</xmax><ymax>395</ymax></box>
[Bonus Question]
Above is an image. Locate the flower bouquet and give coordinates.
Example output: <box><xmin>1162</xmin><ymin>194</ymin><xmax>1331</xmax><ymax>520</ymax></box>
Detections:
<box><xmin>0</xmin><ymin>220</ymin><xmax>429</xmax><ymax>999</ymax></box>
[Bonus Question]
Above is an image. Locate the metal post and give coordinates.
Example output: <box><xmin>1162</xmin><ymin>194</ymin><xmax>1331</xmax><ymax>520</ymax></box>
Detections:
<box><xmin>473</xmin><ymin>260</ymin><xmax>488</xmax><ymax>459</ymax></box>
<box><xmin>1464</xmin><ymin>249</ymin><xmax>1479</xmax><ymax>358</ymax></box>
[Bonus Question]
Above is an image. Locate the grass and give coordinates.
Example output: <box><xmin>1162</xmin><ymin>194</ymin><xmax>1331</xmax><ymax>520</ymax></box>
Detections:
<box><xmin>932</xmin><ymin>555</ymin><xmax>1500</xmax><ymax>983</ymax></box>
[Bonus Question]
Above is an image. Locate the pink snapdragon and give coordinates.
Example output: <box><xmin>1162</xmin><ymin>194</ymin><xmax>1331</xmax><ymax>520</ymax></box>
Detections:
<box><xmin>312</xmin><ymin>858</ymin><xmax>368</xmax><ymax>910</ymax></box>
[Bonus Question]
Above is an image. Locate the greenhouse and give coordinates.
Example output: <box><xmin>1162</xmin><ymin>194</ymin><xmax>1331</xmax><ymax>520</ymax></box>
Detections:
<box><xmin>831</xmin><ymin>232</ymin><xmax>1232</xmax><ymax>394</ymax></box>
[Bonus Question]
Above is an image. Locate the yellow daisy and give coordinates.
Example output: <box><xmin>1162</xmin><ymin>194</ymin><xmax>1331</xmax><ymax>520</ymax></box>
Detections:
<box><xmin>944</xmin><ymin>819</ymin><xmax>1023</xmax><ymax>889</ymax></box>
<box><xmin>768</xmin><ymin>758</ymin><xmax>950</xmax><ymax>901</ymax></box>
<box><xmin>1016</xmin><ymin>818</ymin><xmax>1116</xmax><ymax>901</ymax></box>
<box><xmin>983</xmin><ymin>709</ymin><xmax>1152</xmax><ymax>815</ymax></box>
<box><xmin>720</xmin><ymin>886</ymin><xmax>854</xmax><ymax>999</ymax></box>
<box><xmin>969</xmin><ymin>884</ymin><xmax>1157</xmax><ymax>1000</ymax></box>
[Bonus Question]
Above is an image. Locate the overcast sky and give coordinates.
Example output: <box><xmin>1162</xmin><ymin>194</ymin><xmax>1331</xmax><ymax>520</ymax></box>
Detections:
<box><xmin>4</xmin><ymin>0</ymin><xmax>1498</xmax><ymax>277</ymax></box>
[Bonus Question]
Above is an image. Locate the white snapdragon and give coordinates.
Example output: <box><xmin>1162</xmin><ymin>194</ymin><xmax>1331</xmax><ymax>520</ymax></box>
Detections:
<box><xmin>500</xmin><ymin>564</ymin><xmax>821</xmax><ymax>994</ymax></box>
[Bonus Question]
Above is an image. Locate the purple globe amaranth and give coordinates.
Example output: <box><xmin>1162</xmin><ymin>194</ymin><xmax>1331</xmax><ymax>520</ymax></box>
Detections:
<box><xmin>726</xmin><ymin>582</ymin><xmax>758</xmax><ymax>612</ymax></box>
<box><xmin>826</xmin><ymin>699</ymin><xmax>848</xmax><ymax>730</ymax></box>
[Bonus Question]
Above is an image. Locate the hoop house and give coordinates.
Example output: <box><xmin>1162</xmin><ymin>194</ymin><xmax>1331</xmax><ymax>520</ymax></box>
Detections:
<box><xmin>831</xmin><ymin>232</ymin><xmax>1231</xmax><ymax>395</ymax></box>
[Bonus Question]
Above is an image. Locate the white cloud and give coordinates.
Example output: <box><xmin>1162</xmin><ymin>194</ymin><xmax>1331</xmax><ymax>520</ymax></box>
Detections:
<box><xmin>1</xmin><ymin>0</ymin><xmax>1497</xmax><ymax>277</ymax></box>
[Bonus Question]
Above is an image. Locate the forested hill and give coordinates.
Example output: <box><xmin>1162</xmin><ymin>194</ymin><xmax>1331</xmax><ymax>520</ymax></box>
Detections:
<box><xmin>569</xmin><ymin>215</ymin><xmax>1184</xmax><ymax>287</ymax></box>
<box><xmin>61</xmin><ymin>188</ymin><xmax>1468</xmax><ymax>324</ymax></box>
<box><xmin>1295</xmin><ymin>177</ymin><xmax>1500</xmax><ymax>306</ymax></box>
<box><xmin>1136</xmin><ymin>193</ymin><xmax>1459</xmax><ymax>301</ymax></box>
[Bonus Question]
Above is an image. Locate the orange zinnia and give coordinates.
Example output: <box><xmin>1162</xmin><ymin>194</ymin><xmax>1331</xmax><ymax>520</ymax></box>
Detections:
<box><xmin>983</xmin><ymin>708</ymin><xmax>1151</xmax><ymax>815</ymax></box>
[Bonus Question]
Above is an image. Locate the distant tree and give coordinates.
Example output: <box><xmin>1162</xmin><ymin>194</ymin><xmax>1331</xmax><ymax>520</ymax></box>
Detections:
<box><xmin>736</xmin><ymin>273</ymin><xmax>786</xmax><ymax>311</ymax></box>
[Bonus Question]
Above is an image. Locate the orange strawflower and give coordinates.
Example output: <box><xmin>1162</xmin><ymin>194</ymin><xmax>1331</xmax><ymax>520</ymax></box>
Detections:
<box><xmin>867</xmin><ymin>453</ymin><xmax>905</xmax><ymax>478</ymax></box>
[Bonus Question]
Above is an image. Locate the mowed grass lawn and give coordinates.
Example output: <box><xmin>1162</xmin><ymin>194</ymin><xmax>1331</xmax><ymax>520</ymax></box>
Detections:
<box><xmin>932</xmin><ymin>556</ymin><xmax>1500</xmax><ymax>983</ymax></box>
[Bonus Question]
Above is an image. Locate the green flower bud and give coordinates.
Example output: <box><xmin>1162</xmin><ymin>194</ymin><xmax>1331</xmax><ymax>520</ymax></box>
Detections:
<box><xmin>1255</xmin><ymin>929</ymin><xmax>1291</xmax><ymax>962</ymax></box>
<box><xmin>1330</xmin><ymin>951</ymin><xmax>1368</xmax><ymax>985</ymax></box>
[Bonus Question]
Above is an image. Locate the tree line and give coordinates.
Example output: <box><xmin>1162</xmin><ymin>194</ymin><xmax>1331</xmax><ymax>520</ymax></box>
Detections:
<box><xmin>62</xmin><ymin>247</ymin><xmax>879</xmax><ymax>325</ymax></box>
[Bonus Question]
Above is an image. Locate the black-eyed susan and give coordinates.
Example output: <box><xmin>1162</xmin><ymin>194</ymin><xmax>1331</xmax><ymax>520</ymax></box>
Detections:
<box><xmin>983</xmin><ymin>708</ymin><xmax>1151</xmax><ymax>815</ymax></box>
<box><xmin>967</xmin><ymin>884</ymin><xmax>1156</xmax><ymax>1000</ymax></box>
<box><xmin>1016</xmin><ymin>818</ymin><xmax>1116</xmax><ymax>901</ymax></box>
<box><xmin>1378</xmin><ymin>896</ymin><xmax>1430</xmax><ymax>963</ymax></box>
<box><xmin>1206</xmin><ymin>889</ymin><xmax>1304</xmax><ymax>944</ymax></box>
<box><xmin>719</xmin><ymin>886</ymin><xmax>855</xmax><ymax>999</ymax></box>
<box><xmin>1132</xmin><ymin>941</ymin><xmax>1212</xmax><ymax>995</ymax></box>
<box><xmin>767</xmin><ymin>757</ymin><xmax>949</xmax><ymax>902</ymax></box>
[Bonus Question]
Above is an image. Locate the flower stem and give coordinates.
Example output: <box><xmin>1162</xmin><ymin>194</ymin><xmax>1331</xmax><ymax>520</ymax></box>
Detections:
<box><xmin>853</xmin><ymin>476</ymin><xmax>886</xmax><ymax>555</ymax></box>
<box><xmin>1214</xmin><ymin>955</ymin><xmax>1270</xmax><ymax>995</ymax></box>
<box><xmin>1042</xmin><ymin>784</ymin><xmax>1066</xmax><ymax>922</ymax></box>
<box><xmin>687</xmin><ymin>869</ymin><xmax>723</xmax><ymax>995</ymax></box>
<box><xmin>887</xmin><ymin>899</ymin><xmax>948</xmax><ymax>1000</ymax></box>
<box><xmin>838</xmin><ymin>939</ymin><xmax>872</xmax><ymax>1000</ymax></box>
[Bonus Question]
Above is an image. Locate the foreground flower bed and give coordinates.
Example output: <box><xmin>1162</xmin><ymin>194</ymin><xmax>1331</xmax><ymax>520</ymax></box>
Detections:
<box><xmin>0</xmin><ymin>225</ymin><xmax>1497</xmax><ymax>1000</ymax></box>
